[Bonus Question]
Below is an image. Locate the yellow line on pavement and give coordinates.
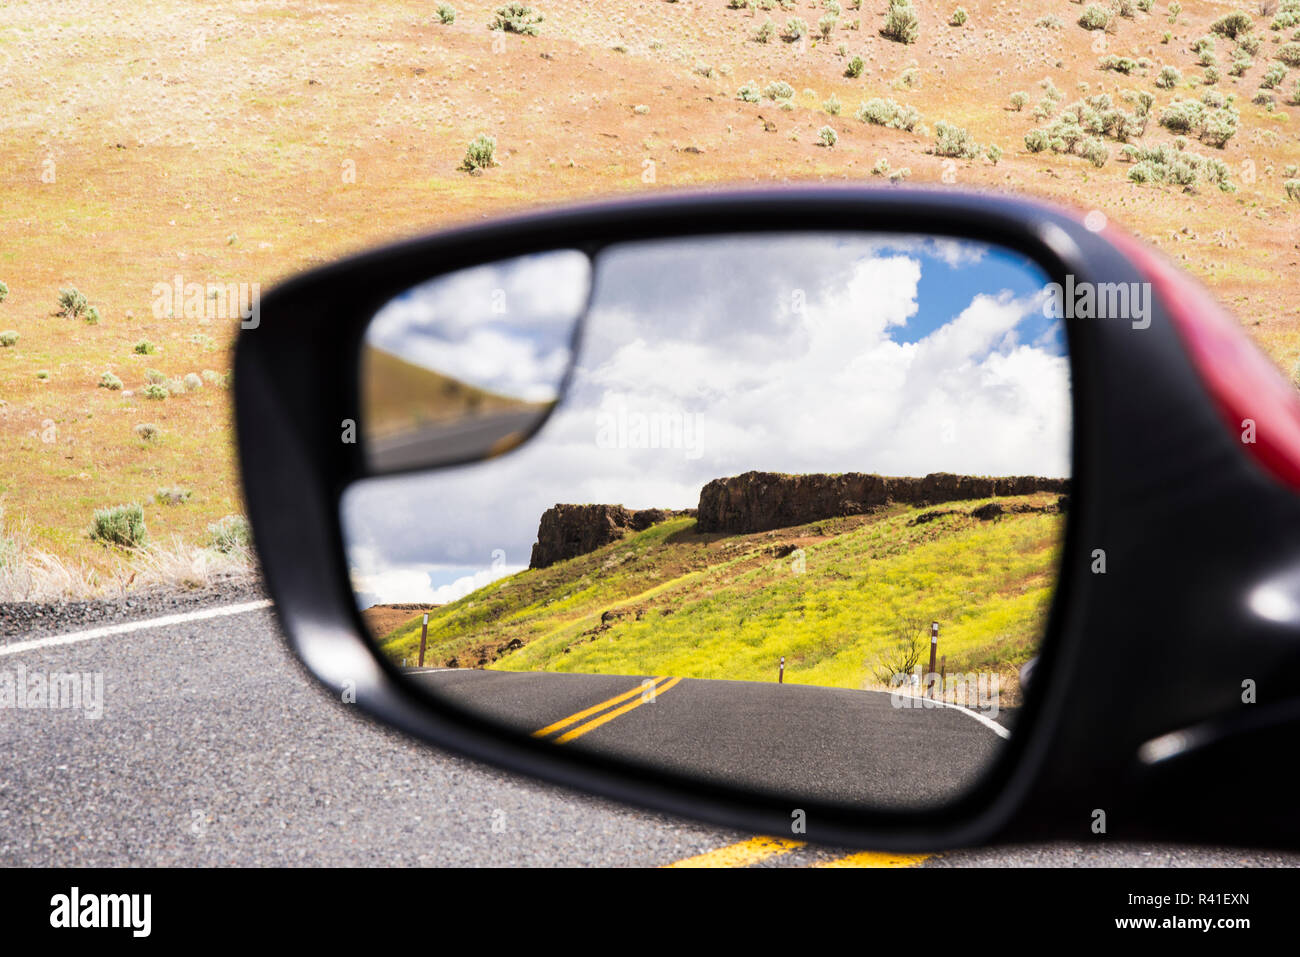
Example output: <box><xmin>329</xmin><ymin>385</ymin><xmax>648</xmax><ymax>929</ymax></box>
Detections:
<box><xmin>531</xmin><ymin>676</ymin><xmax>671</xmax><ymax>740</ymax></box>
<box><xmin>665</xmin><ymin>836</ymin><xmax>806</xmax><ymax>868</ymax></box>
<box><xmin>554</xmin><ymin>676</ymin><xmax>683</xmax><ymax>743</ymax></box>
<box><xmin>815</xmin><ymin>851</ymin><xmax>931</xmax><ymax>868</ymax></box>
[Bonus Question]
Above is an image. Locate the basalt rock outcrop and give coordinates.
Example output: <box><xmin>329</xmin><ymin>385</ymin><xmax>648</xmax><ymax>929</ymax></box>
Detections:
<box><xmin>528</xmin><ymin>504</ymin><xmax>695</xmax><ymax>569</ymax></box>
<box><xmin>528</xmin><ymin>472</ymin><xmax>1068</xmax><ymax>568</ymax></box>
<box><xmin>695</xmin><ymin>471</ymin><xmax>1069</xmax><ymax>534</ymax></box>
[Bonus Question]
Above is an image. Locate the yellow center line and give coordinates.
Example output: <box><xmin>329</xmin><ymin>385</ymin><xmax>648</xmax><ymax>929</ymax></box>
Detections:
<box><xmin>665</xmin><ymin>836</ymin><xmax>806</xmax><ymax>868</ymax></box>
<box><xmin>531</xmin><ymin>676</ymin><xmax>672</xmax><ymax>740</ymax></box>
<box><xmin>815</xmin><ymin>850</ymin><xmax>931</xmax><ymax>868</ymax></box>
<box><xmin>664</xmin><ymin>838</ymin><xmax>933</xmax><ymax>868</ymax></box>
<box><xmin>554</xmin><ymin>676</ymin><xmax>683</xmax><ymax>743</ymax></box>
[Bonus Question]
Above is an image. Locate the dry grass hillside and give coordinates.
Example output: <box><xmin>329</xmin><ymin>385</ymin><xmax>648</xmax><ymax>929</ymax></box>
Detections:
<box><xmin>0</xmin><ymin>0</ymin><xmax>1296</xmax><ymax>588</ymax></box>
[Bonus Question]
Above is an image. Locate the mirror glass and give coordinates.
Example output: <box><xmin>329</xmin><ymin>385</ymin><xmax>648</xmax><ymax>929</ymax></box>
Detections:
<box><xmin>344</xmin><ymin>233</ymin><xmax>1070</xmax><ymax>810</ymax></box>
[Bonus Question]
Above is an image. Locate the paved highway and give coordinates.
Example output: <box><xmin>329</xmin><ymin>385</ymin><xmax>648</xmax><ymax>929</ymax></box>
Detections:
<box><xmin>411</xmin><ymin>669</ymin><xmax>1004</xmax><ymax>809</ymax></box>
<box><xmin>2</xmin><ymin>599</ymin><xmax>1297</xmax><ymax>867</ymax></box>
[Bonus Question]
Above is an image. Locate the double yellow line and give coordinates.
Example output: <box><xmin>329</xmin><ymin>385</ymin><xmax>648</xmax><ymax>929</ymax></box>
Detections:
<box><xmin>532</xmin><ymin>676</ymin><xmax>682</xmax><ymax>744</ymax></box>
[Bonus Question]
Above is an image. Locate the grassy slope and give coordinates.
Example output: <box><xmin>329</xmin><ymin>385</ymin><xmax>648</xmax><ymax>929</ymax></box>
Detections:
<box><xmin>377</xmin><ymin>493</ymin><xmax>1063</xmax><ymax>690</ymax></box>
<box><xmin>0</xmin><ymin>0</ymin><xmax>1295</xmax><ymax>575</ymax></box>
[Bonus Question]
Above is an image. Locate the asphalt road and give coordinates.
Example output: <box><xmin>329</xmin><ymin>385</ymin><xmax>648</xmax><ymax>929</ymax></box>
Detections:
<box><xmin>2</xmin><ymin>599</ymin><xmax>1298</xmax><ymax>867</ymax></box>
<box><xmin>367</xmin><ymin>408</ymin><xmax>541</xmax><ymax>472</ymax></box>
<box><xmin>411</xmin><ymin>669</ymin><xmax>1004</xmax><ymax>809</ymax></box>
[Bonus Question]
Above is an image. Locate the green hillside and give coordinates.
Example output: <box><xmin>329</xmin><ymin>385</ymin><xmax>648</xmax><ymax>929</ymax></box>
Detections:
<box><xmin>375</xmin><ymin>493</ymin><xmax>1064</xmax><ymax>693</ymax></box>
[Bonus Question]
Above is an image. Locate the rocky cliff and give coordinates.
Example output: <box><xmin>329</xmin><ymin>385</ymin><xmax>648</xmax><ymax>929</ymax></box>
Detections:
<box><xmin>528</xmin><ymin>504</ymin><xmax>696</xmax><ymax>569</ymax></box>
<box><xmin>696</xmin><ymin>471</ymin><xmax>1069</xmax><ymax>533</ymax></box>
<box><xmin>528</xmin><ymin>472</ymin><xmax>1068</xmax><ymax>567</ymax></box>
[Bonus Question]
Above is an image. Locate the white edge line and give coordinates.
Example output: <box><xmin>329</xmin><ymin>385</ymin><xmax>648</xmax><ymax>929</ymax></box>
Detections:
<box><xmin>0</xmin><ymin>599</ymin><xmax>274</xmax><ymax>658</ymax></box>
<box><xmin>859</xmin><ymin>687</ymin><xmax>1012</xmax><ymax>739</ymax></box>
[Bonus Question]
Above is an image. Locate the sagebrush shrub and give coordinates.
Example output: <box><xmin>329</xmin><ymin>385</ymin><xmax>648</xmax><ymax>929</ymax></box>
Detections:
<box><xmin>785</xmin><ymin>17</ymin><xmax>807</xmax><ymax>39</ymax></box>
<box><xmin>143</xmin><ymin>384</ymin><xmax>168</xmax><ymax>401</ymax></box>
<box><xmin>156</xmin><ymin>486</ymin><xmax>191</xmax><ymax>505</ymax></box>
<box><xmin>824</xmin><ymin>93</ymin><xmax>842</xmax><ymax>114</ymax></box>
<box><xmin>99</xmin><ymin>371</ymin><xmax>122</xmax><ymax>390</ymax></box>
<box><xmin>846</xmin><ymin>54</ymin><xmax>865</xmax><ymax>77</ymax></box>
<box><xmin>1261</xmin><ymin>62</ymin><xmax>1287</xmax><ymax>86</ymax></box>
<box><xmin>1036</xmin><ymin>14</ymin><xmax>1063</xmax><ymax>28</ymax></box>
<box><xmin>0</xmin><ymin>280</ymin><xmax>8</xmax><ymax>303</ymax></box>
<box><xmin>1156</xmin><ymin>65</ymin><xmax>1182</xmax><ymax>87</ymax></box>
<box><xmin>1278</xmin><ymin>41</ymin><xmax>1300</xmax><ymax>65</ymax></box>
<box><xmin>57</xmin><ymin>287</ymin><xmax>88</xmax><ymax>319</ymax></box>
<box><xmin>855</xmin><ymin>97</ymin><xmax>922</xmax><ymax>130</ymax></box>
<box><xmin>755</xmin><ymin>18</ymin><xmax>776</xmax><ymax>42</ymax></box>
<box><xmin>436</xmin><ymin>3</ymin><xmax>456</xmax><ymax>23</ymax></box>
<box><xmin>1010</xmin><ymin>91</ymin><xmax>1029</xmax><ymax>110</ymax></box>
<box><xmin>490</xmin><ymin>3</ymin><xmax>543</xmax><ymax>35</ymax></box>
<box><xmin>134</xmin><ymin>423</ymin><xmax>160</xmax><ymax>442</ymax></box>
<box><xmin>818</xmin><ymin>125</ymin><xmax>839</xmax><ymax>146</ymax></box>
<box><xmin>819</xmin><ymin>14</ymin><xmax>838</xmax><ymax>37</ymax></box>
<box><xmin>1210</xmin><ymin>10</ymin><xmax>1254</xmax><ymax>39</ymax></box>
<box><xmin>764</xmin><ymin>80</ymin><xmax>796</xmax><ymax>100</ymax></box>
<box><xmin>461</xmin><ymin>134</ymin><xmax>498</xmax><ymax>171</ymax></box>
<box><xmin>134</xmin><ymin>340</ymin><xmax>156</xmax><ymax>355</ymax></box>
<box><xmin>1025</xmin><ymin>128</ymin><xmax>1051</xmax><ymax>152</ymax></box>
<box><xmin>183</xmin><ymin>372</ymin><xmax>203</xmax><ymax>391</ymax></box>
<box><xmin>207</xmin><ymin>515</ymin><xmax>251</xmax><ymax>554</ymax></box>
<box><xmin>1285</xmin><ymin>179</ymin><xmax>1300</xmax><ymax>201</ymax></box>
<box><xmin>950</xmin><ymin>7</ymin><xmax>968</xmax><ymax>26</ymax></box>
<box><xmin>881</xmin><ymin>0</ymin><xmax>919</xmax><ymax>43</ymax></box>
<box><xmin>1078</xmin><ymin>4</ymin><xmax>1111</xmax><ymax>30</ymax></box>
<box><xmin>90</xmin><ymin>504</ymin><xmax>146</xmax><ymax>548</ymax></box>
<box><xmin>738</xmin><ymin>82</ymin><xmax>761</xmax><ymax>102</ymax></box>
<box><xmin>0</xmin><ymin>331</ymin><xmax>17</xmax><ymax>347</ymax></box>
<box><xmin>930</xmin><ymin>121</ymin><xmax>979</xmax><ymax>158</ymax></box>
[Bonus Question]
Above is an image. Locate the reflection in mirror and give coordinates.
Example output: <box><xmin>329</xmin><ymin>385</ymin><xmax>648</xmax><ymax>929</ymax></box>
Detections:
<box><xmin>345</xmin><ymin>233</ymin><xmax>1070</xmax><ymax>810</ymax></box>
<box><xmin>361</xmin><ymin>249</ymin><xmax>590</xmax><ymax>472</ymax></box>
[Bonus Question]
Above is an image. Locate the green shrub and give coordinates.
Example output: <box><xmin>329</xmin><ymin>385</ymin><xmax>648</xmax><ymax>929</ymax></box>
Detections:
<box><xmin>134</xmin><ymin>340</ymin><xmax>156</xmax><ymax>355</ymax></box>
<box><xmin>738</xmin><ymin>82</ymin><xmax>762</xmax><ymax>102</ymax></box>
<box><xmin>1279</xmin><ymin>42</ymin><xmax>1300</xmax><ymax>66</ymax></box>
<box><xmin>818</xmin><ymin>125</ymin><xmax>839</xmax><ymax>146</ymax></box>
<box><xmin>0</xmin><ymin>331</ymin><xmax>17</xmax><ymax>347</ymax></box>
<box><xmin>1261</xmin><ymin>63</ymin><xmax>1288</xmax><ymax>87</ymax></box>
<box><xmin>36</xmin><ymin>370</ymin><xmax>49</xmax><ymax>380</ymax></box>
<box><xmin>764</xmin><ymin>80</ymin><xmax>796</xmax><ymax>100</ymax></box>
<box><xmin>1025</xmin><ymin>128</ymin><xmax>1051</xmax><ymax>152</ymax></box>
<box><xmin>881</xmin><ymin>0</ymin><xmax>919</xmax><ymax>43</ymax></box>
<box><xmin>1228</xmin><ymin>50</ymin><xmax>1253</xmax><ymax>75</ymax></box>
<box><xmin>1237</xmin><ymin>31</ymin><xmax>1261</xmax><ymax>54</ymax></box>
<box><xmin>461</xmin><ymin>134</ymin><xmax>498</xmax><ymax>171</ymax></box>
<box><xmin>818</xmin><ymin>13</ymin><xmax>838</xmax><ymax>37</ymax></box>
<box><xmin>57</xmin><ymin>287</ymin><xmax>88</xmax><ymax>319</ymax></box>
<box><xmin>845</xmin><ymin>54</ymin><xmax>865</xmax><ymax>77</ymax></box>
<box><xmin>143</xmin><ymin>384</ymin><xmax>168</xmax><ymax>401</ymax></box>
<box><xmin>436</xmin><ymin>3</ymin><xmax>456</xmax><ymax>23</ymax></box>
<box><xmin>1158</xmin><ymin>98</ymin><xmax>1205</xmax><ymax>133</ymax></box>
<box><xmin>1210</xmin><ymin>10</ymin><xmax>1254</xmax><ymax>40</ymax></box>
<box><xmin>207</xmin><ymin>515</ymin><xmax>251</xmax><ymax>554</ymax></box>
<box><xmin>1010</xmin><ymin>91</ymin><xmax>1029</xmax><ymax>110</ymax></box>
<box><xmin>156</xmin><ymin>486</ymin><xmax>191</xmax><ymax>505</ymax></box>
<box><xmin>755</xmin><ymin>18</ymin><xmax>776</xmax><ymax>42</ymax></box>
<box><xmin>1168</xmin><ymin>0</ymin><xmax>1181</xmax><ymax>22</ymax></box>
<box><xmin>855</xmin><ymin>96</ymin><xmax>922</xmax><ymax>130</ymax></box>
<box><xmin>1136</xmin><ymin>0</ymin><xmax>1153</xmax><ymax>11</ymax></box>
<box><xmin>0</xmin><ymin>280</ymin><xmax>8</xmax><ymax>303</ymax></box>
<box><xmin>1285</xmin><ymin>179</ymin><xmax>1300</xmax><ymax>201</ymax></box>
<box><xmin>1205</xmin><ymin>65</ymin><xmax>1222</xmax><ymax>83</ymax></box>
<box><xmin>1116</xmin><ymin>0</ymin><xmax>1136</xmax><ymax>19</ymax></box>
<box><xmin>1203</xmin><ymin>88</ymin><xmax>1227</xmax><ymax>107</ymax></box>
<box><xmin>950</xmin><ymin>7</ymin><xmax>968</xmax><ymax>26</ymax></box>
<box><xmin>986</xmin><ymin>143</ymin><xmax>1003</xmax><ymax>164</ymax></box>
<box><xmin>144</xmin><ymin>368</ymin><xmax>166</xmax><ymax>384</ymax></box>
<box><xmin>1080</xmin><ymin>136</ymin><xmax>1109</xmax><ymax>166</ymax></box>
<box><xmin>489</xmin><ymin>3</ymin><xmax>543</xmax><ymax>35</ymax></box>
<box><xmin>1078</xmin><ymin>4</ymin><xmax>1111</xmax><ymax>30</ymax></box>
<box><xmin>785</xmin><ymin>16</ymin><xmax>807</xmax><ymax>39</ymax></box>
<box><xmin>99</xmin><ymin>371</ymin><xmax>123</xmax><ymax>390</ymax></box>
<box><xmin>1036</xmin><ymin>14</ymin><xmax>1064</xmax><ymax>28</ymax></box>
<box><xmin>84</xmin><ymin>305</ymin><xmax>100</xmax><ymax>325</ymax></box>
<box><xmin>90</xmin><ymin>504</ymin><xmax>146</xmax><ymax>548</ymax></box>
<box><xmin>823</xmin><ymin>93</ymin><xmax>842</xmax><ymax>114</ymax></box>
<box><xmin>134</xmin><ymin>423</ymin><xmax>161</xmax><ymax>442</ymax></box>
<box><xmin>930</xmin><ymin>121</ymin><xmax>979</xmax><ymax>158</ymax></box>
<box><xmin>1156</xmin><ymin>65</ymin><xmax>1182</xmax><ymax>87</ymax></box>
